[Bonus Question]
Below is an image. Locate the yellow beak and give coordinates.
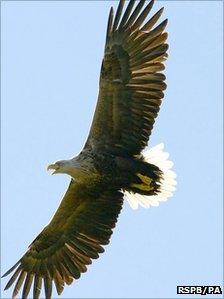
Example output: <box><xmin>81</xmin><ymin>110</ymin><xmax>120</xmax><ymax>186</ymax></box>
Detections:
<box><xmin>47</xmin><ymin>163</ymin><xmax>59</xmax><ymax>175</ymax></box>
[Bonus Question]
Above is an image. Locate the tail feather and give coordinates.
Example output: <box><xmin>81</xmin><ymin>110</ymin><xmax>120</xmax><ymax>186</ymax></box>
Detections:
<box><xmin>124</xmin><ymin>143</ymin><xmax>177</xmax><ymax>209</ymax></box>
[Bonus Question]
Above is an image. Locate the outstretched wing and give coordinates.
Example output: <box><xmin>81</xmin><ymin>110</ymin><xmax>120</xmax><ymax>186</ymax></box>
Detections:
<box><xmin>85</xmin><ymin>0</ymin><xmax>168</xmax><ymax>156</ymax></box>
<box><xmin>3</xmin><ymin>181</ymin><xmax>123</xmax><ymax>299</ymax></box>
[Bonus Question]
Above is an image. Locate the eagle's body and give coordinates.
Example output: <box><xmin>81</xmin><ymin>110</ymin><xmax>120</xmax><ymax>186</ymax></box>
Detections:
<box><xmin>2</xmin><ymin>1</ymin><xmax>177</xmax><ymax>298</ymax></box>
<box><xmin>50</xmin><ymin>150</ymin><xmax>162</xmax><ymax>197</ymax></box>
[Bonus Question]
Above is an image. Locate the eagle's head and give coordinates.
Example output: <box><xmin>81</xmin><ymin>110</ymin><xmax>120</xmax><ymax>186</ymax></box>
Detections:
<box><xmin>47</xmin><ymin>158</ymin><xmax>87</xmax><ymax>180</ymax></box>
<box><xmin>47</xmin><ymin>160</ymin><xmax>70</xmax><ymax>175</ymax></box>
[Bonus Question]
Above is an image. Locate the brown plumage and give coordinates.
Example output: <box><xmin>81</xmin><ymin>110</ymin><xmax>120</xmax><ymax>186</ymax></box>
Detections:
<box><xmin>2</xmin><ymin>1</ymin><xmax>170</xmax><ymax>298</ymax></box>
<box><xmin>86</xmin><ymin>0</ymin><xmax>168</xmax><ymax>155</ymax></box>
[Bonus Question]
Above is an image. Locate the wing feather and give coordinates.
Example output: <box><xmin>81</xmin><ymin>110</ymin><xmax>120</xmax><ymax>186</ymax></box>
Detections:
<box><xmin>44</xmin><ymin>273</ymin><xmax>52</xmax><ymax>299</ymax></box>
<box><xmin>105</xmin><ymin>7</ymin><xmax>114</xmax><ymax>46</ymax></box>
<box><xmin>112</xmin><ymin>0</ymin><xmax>125</xmax><ymax>31</ymax></box>
<box><xmin>141</xmin><ymin>7</ymin><xmax>164</xmax><ymax>31</ymax></box>
<box><xmin>53</xmin><ymin>270</ymin><xmax>64</xmax><ymax>295</ymax></box>
<box><xmin>125</xmin><ymin>0</ymin><xmax>146</xmax><ymax>29</ymax></box>
<box><xmin>12</xmin><ymin>270</ymin><xmax>26</xmax><ymax>298</ymax></box>
<box><xmin>85</xmin><ymin>0</ymin><xmax>168</xmax><ymax>156</ymax></box>
<box><xmin>4</xmin><ymin>266</ymin><xmax>22</xmax><ymax>291</ymax></box>
<box><xmin>119</xmin><ymin>0</ymin><xmax>135</xmax><ymax>28</ymax></box>
<box><xmin>132</xmin><ymin>0</ymin><xmax>154</xmax><ymax>31</ymax></box>
<box><xmin>22</xmin><ymin>273</ymin><xmax>34</xmax><ymax>299</ymax></box>
<box><xmin>3</xmin><ymin>181</ymin><xmax>123</xmax><ymax>298</ymax></box>
<box><xmin>33</xmin><ymin>275</ymin><xmax>42</xmax><ymax>299</ymax></box>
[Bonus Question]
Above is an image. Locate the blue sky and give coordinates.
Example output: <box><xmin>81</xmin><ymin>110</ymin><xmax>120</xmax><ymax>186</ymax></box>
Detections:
<box><xmin>1</xmin><ymin>1</ymin><xmax>223</xmax><ymax>298</ymax></box>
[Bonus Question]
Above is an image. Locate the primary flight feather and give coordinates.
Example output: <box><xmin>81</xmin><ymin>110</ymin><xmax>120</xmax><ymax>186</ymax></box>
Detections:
<box><xmin>2</xmin><ymin>0</ymin><xmax>176</xmax><ymax>298</ymax></box>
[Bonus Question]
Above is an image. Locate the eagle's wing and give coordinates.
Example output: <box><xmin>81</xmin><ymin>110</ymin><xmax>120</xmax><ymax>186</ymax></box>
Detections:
<box><xmin>3</xmin><ymin>180</ymin><xmax>123</xmax><ymax>299</ymax></box>
<box><xmin>85</xmin><ymin>0</ymin><xmax>168</xmax><ymax>156</ymax></box>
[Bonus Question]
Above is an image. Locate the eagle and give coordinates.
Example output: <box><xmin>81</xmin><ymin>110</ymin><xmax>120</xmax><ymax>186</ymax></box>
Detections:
<box><xmin>2</xmin><ymin>0</ymin><xmax>176</xmax><ymax>298</ymax></box>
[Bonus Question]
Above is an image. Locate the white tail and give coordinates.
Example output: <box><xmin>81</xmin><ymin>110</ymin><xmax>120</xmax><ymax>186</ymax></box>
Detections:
<box><xmin>124</xmin><ymin>143</ymin><xmax>177</xmax><ymax>209</ymax></box>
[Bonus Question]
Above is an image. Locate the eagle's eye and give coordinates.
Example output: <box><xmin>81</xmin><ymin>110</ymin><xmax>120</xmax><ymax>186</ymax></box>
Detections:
<box><xmin>55</xmin><ymin>162</ymin><xmax>61</xmax><ymax>168</ymax></box>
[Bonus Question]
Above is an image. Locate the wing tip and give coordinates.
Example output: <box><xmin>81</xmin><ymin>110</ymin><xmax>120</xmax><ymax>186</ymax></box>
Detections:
<box><xmin>2</xmin><ymin>261</ymin><xmax>21</xmax><ymax>278</ymax></box>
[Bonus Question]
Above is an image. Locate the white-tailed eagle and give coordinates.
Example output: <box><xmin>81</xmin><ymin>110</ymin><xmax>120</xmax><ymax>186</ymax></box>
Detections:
<box><xmin>2</xmin><ymin>1</ymin><xmax>176</xmax><ymax>298</ymax></box>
